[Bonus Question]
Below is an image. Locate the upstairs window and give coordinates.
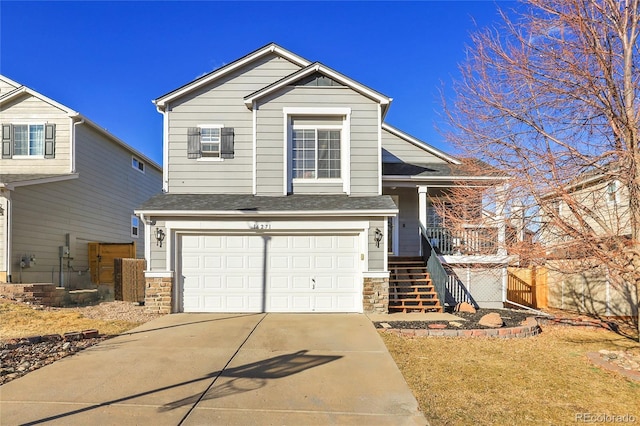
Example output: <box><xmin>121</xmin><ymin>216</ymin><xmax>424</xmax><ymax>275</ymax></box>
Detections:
<box><xmin>187</xmin><ymin>125</ymin><xmax>234</xmax><ymax>160</ymax></box>
<box><xmin>292</xmin><ymin>128</ymin><xmax>341</xmax><ymax>179</ymax></box>
<box><xmin>14</xmin><ymin>124</ymin><xmax>44</xmax><ymax>156</ymax></box>
<box><xmin>132</xmin><ymin>156</ymin><xmax>145</xmax><ymax>173</ymax></box>
<box><xmin>607</xmin><ymin>181</ymin><xmax>618</xmax><ymax>204</ymax></box>
<box><xmin>2</xmin><ymin>123</ymin><xmax>55</xmax><ymax>159</ymax></box>
<box><xmin>200</xmin><ymin>127</ymin><xmax>221</xmax><ymax>157</ymax></box>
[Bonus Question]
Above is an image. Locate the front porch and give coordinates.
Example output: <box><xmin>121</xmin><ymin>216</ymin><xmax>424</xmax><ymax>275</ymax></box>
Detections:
<box><xmin>383</xmin><ymin>183</ymin><xmax>511</xmax><ymax>311</ymax></box>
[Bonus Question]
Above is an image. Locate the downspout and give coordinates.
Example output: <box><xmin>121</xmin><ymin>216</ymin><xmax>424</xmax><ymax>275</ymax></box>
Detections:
<box><xmin>71</xmin><ymin>115</ymin><xmax>85</xmax><ymax>173</ymax></box>
<box><xmin>155</xmin><ymin>104</ymin><xmax>169</xmax><ymax>193</ymax></box>
<box><xmin>3</xmin><ymin>189</ymin><xmax>12</xmax><ymax>282</ymax></box>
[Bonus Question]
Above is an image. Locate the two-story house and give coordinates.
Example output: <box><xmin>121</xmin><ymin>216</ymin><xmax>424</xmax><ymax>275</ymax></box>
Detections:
<box><xmin>539</xmin><ymin>169</ymin><xmax>637</xmax><ymax>318</ymax></box>
<box><xmin>0</xmin><ymin>75</ymin><xmax>162</xmax><ymax>295</ymax></box>
<box><xmin>137</xmin><ymin>44</ymin><xmax>509</xmax><ymax>314</ymax></box>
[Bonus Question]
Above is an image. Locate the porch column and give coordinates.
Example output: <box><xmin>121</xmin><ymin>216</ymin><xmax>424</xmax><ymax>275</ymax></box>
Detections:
<box><xmin>495</xmin><ymin>184</ymin><xmax>508</xmax><ymax>256</ymax></box>
<box><xmin>418</xmin><ymin>186</ymin><xmax>428</xmax><ymax>231</ymax></box>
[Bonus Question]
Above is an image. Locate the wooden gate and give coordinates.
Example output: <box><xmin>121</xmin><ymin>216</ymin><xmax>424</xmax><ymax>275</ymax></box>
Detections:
<box><xmin>88</xmin><ymin>242</ymin><xmax>136</xmax><ymax>286</ymax></box>
<box><xmin>507</xmin><ymin>266</ymin><xmax>548</xmax><ymax>309</ymax></box>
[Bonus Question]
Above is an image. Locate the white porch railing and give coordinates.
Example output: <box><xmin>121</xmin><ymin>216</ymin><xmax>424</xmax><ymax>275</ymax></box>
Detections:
<box><xmin>425</xmin><ymin>225</ymin><xmax>499</xmax><ymax>256</ymax></box>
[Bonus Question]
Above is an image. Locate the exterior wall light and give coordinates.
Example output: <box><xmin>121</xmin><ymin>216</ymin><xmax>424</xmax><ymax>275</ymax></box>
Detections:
<box><xmin>155</xmin><ymin>228</ymin><xmax>165</xmax><ymax>247</ymax></box>
<box><xmin>374</xmin><ymin>228</ymin><xmax>383</xmax><ymax>248</ymax></box>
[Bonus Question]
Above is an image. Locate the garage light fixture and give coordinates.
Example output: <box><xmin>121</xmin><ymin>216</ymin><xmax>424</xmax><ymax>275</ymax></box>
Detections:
<box><xmin>155</xmin><ymin>228</ymin><xmax>165</xmax><ymax>247</ymax></box>
<box><xmin>374</xmin><ymin>228</ymin><xmax>383</xmax><ymax>248</ymax></box>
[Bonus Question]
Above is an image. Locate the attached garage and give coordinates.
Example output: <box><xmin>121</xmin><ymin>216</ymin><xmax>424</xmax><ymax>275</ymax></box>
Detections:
<box><xmin>180</xmin><ymin>233</ymin><xmax>361</xmax><ymax>313</ymax></box>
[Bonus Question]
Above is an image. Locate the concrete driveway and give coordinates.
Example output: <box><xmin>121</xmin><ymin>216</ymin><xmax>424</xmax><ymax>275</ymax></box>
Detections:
<box><xmin>0</xmin><ymin>314</ymin><xmax>427</xmax><ymax>425</ymax></box>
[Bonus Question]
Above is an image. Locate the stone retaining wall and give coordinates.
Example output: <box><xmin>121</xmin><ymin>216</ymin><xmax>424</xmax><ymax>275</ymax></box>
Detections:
<box><xmin>382</xmin><ymin>317</ymin><xmax>541</xmax><ymax>338</ymax></box>
<box><xmin>0</xmin><ymin>283</ymin><xmax>99</xmax><ymax>307</ymax></box>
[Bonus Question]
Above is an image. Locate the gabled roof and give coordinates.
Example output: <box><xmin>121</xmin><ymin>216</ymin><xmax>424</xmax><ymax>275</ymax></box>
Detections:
<box><xmin>382</xmin><ymin>123</ymin><xmax>460</xmax><ymax>165</ymax></box>
<box><xmin>0</xmin><ymin>74</ymin><xmax>161</xmax><ymax>173</ymax></box>
<box><xmin>243</xmin><ymin>62</ymin><xmax>392</xmax><ymax>113</ymax></box>
<box><xmin>154</xmin><ymin>43</ymin><xmax>311</xmax><ymax>110</ymax></box>
<box><xmin>0</xmin><ymin>84</ymin><xmax>79</xmax><ymax>116</ymax></box>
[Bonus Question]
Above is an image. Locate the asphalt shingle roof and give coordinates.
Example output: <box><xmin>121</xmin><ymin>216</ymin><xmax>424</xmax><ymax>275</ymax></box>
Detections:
<box><xmin>138</xmin><ymin>193</ymin><xmax>397</xmax><ymax>213</ymax></box>
<box><xmin>0</xmin><ymin>174</ymin><xmax>75</xmax><ymax>185</ymax></box>
<box><xmin>382</xmin><ymin>161</ymin><xmax>507</xmax><ymax>178</ymax></box>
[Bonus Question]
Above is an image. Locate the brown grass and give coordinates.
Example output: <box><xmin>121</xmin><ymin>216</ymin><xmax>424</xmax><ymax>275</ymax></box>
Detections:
<box><xmin>0</xmin><ymin>302</ymin><xmax>141</xmax><ymax>339</ymax></box>
<box><xmin>382</xmin><ymin>326</ymin><xmax>640</xmax><ymax>426</ymax></box>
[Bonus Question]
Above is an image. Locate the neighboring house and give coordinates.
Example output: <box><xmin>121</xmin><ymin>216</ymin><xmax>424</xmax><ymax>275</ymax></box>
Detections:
<box><xmin>539</xmin><ymin>170</ymin><xmax>637</xmax><ymax>317</ymax></box>
<box><xmin>136</xmin><ymin>43</ymin><xmax>509</xmax><ymax>314</ymax></box>
<box><xmin>0</xmin><ymin>75</ymin><xmax>162</xmax><ymax>292</ymax></box>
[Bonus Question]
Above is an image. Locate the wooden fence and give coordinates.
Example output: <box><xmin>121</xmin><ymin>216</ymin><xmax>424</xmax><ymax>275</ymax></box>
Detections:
<box><xmin>507</xmin><ymin>266</ymin><xmax>548</xmax><ymax>309</ymax></box>
<box><xmin>114</xmin><ymin>258</ymin><xmax>146</xmax><ymax>303</ymax></box>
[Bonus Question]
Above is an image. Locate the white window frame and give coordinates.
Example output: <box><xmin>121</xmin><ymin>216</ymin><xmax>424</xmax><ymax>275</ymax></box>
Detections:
<box><xmin>12</xmin><ymin>123</ymin><xmax>45</xmax><ymax>158</ymax></box>
<box><xmin>291</xmin><ymin>125</ymin><xmax>342</xmax><ymax>180</ymax></box>
<box><xmin>606</xmin><ymin>180</ymin><xmax>618</xmax><ymax>205</ymax></box>
<box><xmin>283</xmin><ymin>107</ymin><xmax>351</xmax><ymax>195</ymax></box>
<box><xmin>197</xmin><ymin>124</ymin><xmax>225</xmax><ymax>162</ymax></box>
<box><xmin>132</xmin><ymin>156</ymin><xmax>145</xmax><ymax>173</ymax></box>
<box><xmin>131</xmin><ymin>215</ymin><xmax>140</xmax><ymax>239</ymax></box>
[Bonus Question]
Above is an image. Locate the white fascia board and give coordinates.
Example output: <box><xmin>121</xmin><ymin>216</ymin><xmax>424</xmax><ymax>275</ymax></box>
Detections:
<box><xmin>135</xmin><ymin>209</ymin><xmax>398</xmax><ymax>217</ymax></box>
<box><xmin>0</xmin><ymin>74</ymin><xmax>21</xmax><ymax>89</ymax></box>
<box><xmin>362</xmin><ymin>271</ymin><xmax>390</xmax><ymax>278</ymax></box>
<box><xmin>245</xmin><ymin>63</ymin><xmax>392</xmax><ymax>109</ymax></box>
<box><xmin>155</xmin><ymin>44</ymin><xmax>311</xmax><ymax>109</ymax></box>
<box><xmin>4</xmin><ymin>173</ymin><xmax>79</xmax><ymax>190</ymax></box>
<box><xmin>381</xmin><ymin>123</ymin><xmax>461</xmax><ymax>165</ymax></box>
<box><xmin>166</xmin><ymin>219</ymin><xmax>371</xmax><ymax>232</ymax></box>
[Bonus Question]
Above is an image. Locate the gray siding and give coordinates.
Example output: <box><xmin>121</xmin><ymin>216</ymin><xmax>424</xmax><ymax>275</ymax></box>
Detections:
<box><xmin>149</xmin><ymin>219</ymin><xmax>167</xmax><ymax>271</ymax></box>
<box><xmin>382</xmin><ymin>128</ymin><xmax>447</xmax><ymax>164</ymax></box>
<box><xmin>368</xmin><ymin>218</ymin><xmax>385</xmax><ymax>271</ymax></box>
<box><xmin>9</xmin><ymin>124</ymin><xmax>162</xmax><ymax>286</ymax></box>
<box><xmin>255</xmin><ymin>87</ymin><xmax>380</xmax><ymax>196</ymax></box>
<box><xmin>384</xmin><ymin>187</ymin><xmax>420</xmax><ymax>256</ymax></box>
<box><xmin>0</xmin><ymin>93</ymin><xmax>71</xmax><ymax>174</ymax></box>
<box><xmin>166</xmin><ymin>54</ymin><xmax>302</xmax><ymax>194</ymax></box>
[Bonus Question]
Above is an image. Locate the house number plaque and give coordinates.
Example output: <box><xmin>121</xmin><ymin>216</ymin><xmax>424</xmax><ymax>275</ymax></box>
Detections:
<box><xmin>251</xmin><ymin>222</ymin><xmax>272</xmax><ymax>230</ymax></box>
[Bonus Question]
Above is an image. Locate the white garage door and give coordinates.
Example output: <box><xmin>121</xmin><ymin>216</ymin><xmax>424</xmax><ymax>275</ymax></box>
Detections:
<box><xmin>180</xmin><ymin>234</ymin><xmax>361</xmax><ymax>313</ymax></box>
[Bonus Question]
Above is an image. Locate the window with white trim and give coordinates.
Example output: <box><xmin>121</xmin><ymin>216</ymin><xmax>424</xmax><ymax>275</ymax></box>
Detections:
<box><xmin>292</xmin><ymin>120</ymin><xmax>342</xmax><ymax>179</ymax></box>
<box><xmin>607</xmin><ymin>181</ymin><xmax>618</xmax><ymax>204</ymax></box>
<box><xmin>14</xmin><ymin>124</ymin><xmax>44</xmax><ymax>156</ymax></box>
<box><xmin>200</xmin><ymin>126</ymin><xmax>221</xmax><ymax>158</ymax></box>
<box><xmin>132</xmin><ymin>156</ymin><xmax>145</xmax><ymax>173</ymax></box>
<box><xmin>131</xmin><ymin>216</ymin><xmax>139</xmax><ymax>238</ymax></box>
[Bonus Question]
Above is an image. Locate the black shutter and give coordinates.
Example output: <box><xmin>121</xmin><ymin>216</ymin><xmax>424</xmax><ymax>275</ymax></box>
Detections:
<box><xmin>187</xmin><ymin>127</ymin><xmax>201</xmax><ymax>159</ymax></box>
<box><xmin>44</xmin><ymin>123</ymin><xmax>56</xmax><ymax>158</ymax></box>
<box><xmin>1</xmin><ymin>124</ymin><xmax>12</xmax><ymax>159</ymax></box>
<box><xmin>220</xmin><ymin>127</ymin><xmax>234</xmax><ymax>159</ymax></box>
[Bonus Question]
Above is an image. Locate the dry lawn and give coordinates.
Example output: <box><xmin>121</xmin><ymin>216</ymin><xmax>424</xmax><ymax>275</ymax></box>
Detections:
<box><xmin>382</xmin><ymin>326</ymin><xmax>640</xmax><ymax>426</ymax></box>
<box><xmin>0</xmin><ymin>302</ymin><xmax>141</xmax><ymax>339</ymax></box>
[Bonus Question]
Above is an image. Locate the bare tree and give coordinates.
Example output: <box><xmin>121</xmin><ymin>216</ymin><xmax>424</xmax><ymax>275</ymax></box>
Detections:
<box><xmin>443</xmin><ymin>0</ymin><xmax>640</xmax><ymax>339</ymax></box>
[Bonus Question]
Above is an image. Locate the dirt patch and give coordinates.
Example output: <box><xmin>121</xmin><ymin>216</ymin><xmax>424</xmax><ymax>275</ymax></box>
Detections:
<box><xmin>0</xmin><ymin>300</ymin><xmax>160</xmax><ymax>386</ymax></box>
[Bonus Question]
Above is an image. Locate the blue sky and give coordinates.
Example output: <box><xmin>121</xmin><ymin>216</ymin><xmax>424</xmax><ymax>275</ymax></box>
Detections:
<box><xmin>1</xmin><ymin>1</ymin><xmax>514</xmax><ymax>165</ymax></box>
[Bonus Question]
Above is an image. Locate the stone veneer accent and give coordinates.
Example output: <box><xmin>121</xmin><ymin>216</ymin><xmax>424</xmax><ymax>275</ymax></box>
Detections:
<box><xmin>144</xmin><ymin>277</ymin><xmax>172</xmax><ymax>314</ymax></box>
<box><xmin>363</xmin><ymin>276</ymin><xmax>389</xmax><ymax>314</ymax></box>
<box><xmin>382</xmin><ymin>317</ymin><xmax>541</xmax><ymax>338</ymax></box>
<box><xmin>0</xmin><ymin>283</ymin><xmax>98</xmax><ymax>307</ymax></box>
